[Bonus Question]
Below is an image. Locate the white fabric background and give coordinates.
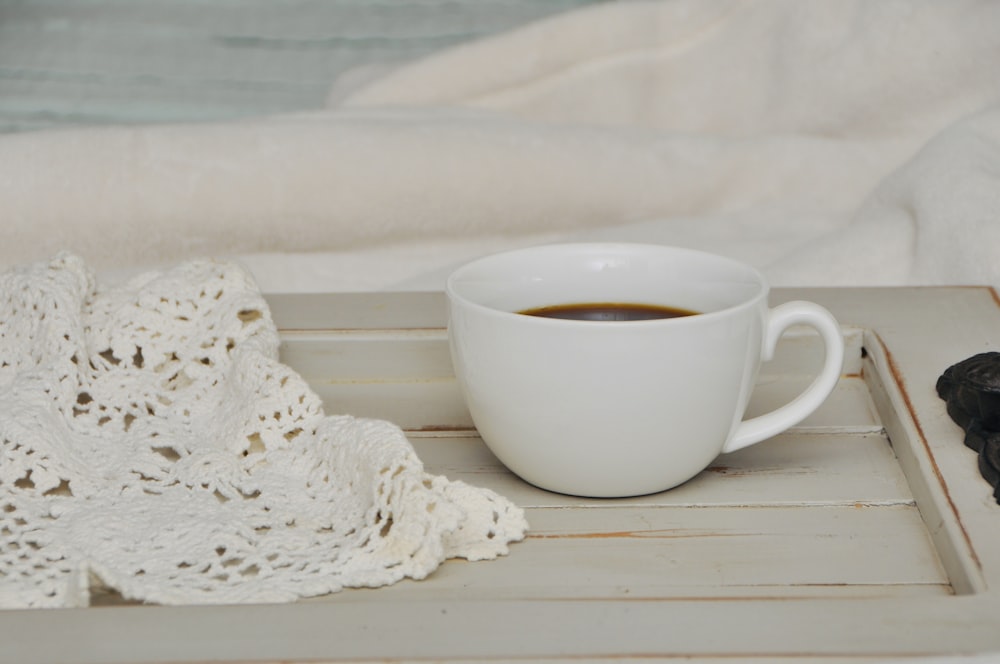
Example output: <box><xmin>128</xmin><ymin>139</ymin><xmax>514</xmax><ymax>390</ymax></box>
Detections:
<box><xmin>1</xmin><ymin>0</ymin><xmax>998</xmax><ymax>293</ymax></box>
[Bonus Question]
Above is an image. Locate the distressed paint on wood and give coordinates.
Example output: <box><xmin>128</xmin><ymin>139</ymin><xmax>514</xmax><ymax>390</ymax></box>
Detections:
<box><xmin>5</xmin><ymin>287</ymin><xmax>1000</xmax><ymax>663</ymax></box>
<box><xmin>409</xmin><ymin>432</ymin><xmax>913</xmax><ymax>508</ymax></box>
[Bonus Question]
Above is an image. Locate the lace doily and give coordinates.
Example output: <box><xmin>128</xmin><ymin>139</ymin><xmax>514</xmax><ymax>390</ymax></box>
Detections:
<box><xmin>0</xmin><ymin>254</ymin><xmax>526</xmax><ymax>608</ymax></box>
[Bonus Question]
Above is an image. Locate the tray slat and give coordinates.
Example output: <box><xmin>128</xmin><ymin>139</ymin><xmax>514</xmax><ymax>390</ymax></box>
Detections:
<box><xmin>5</xmin><ymin>287</ymin><xmax>1000</xmax><ymax>664</ymax></box>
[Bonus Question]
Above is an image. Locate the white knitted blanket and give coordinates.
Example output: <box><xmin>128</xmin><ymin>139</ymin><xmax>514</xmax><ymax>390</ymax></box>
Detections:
<box><xmin>0</xmin><ymin>254</ymin><xmax>525</xmax><ymax>608</ymax></box>
<box><xmin>2</xmin><ymin>0</ymin><xmax>999</xmax><ymax>293</ymax></box>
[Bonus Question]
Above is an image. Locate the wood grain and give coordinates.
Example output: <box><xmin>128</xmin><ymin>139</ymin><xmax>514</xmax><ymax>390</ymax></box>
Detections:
<box><xmin>4</xmin><ymin>287</ymin><xmax>1000</xmax><ymax>663</ymax></box>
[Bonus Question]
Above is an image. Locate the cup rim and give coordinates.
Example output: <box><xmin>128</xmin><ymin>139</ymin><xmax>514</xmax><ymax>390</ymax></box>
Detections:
<box><xmin>446</xmin><ymin>242</ymin><xmax>769</xmax><ymax>326</ymax></box>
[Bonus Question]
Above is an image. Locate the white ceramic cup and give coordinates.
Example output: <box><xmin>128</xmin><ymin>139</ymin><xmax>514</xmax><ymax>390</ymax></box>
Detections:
<box><xmin>446</xmin><ymin>243</ymin><xmax>845</xmax><ymax>497</ymax></box>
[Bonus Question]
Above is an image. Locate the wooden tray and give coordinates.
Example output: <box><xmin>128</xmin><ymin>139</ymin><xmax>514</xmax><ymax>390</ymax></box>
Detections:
<box><xmin>4</xmin><ymin>287</ymin><xmax>1000</xmax><ymax>663</ymax></box>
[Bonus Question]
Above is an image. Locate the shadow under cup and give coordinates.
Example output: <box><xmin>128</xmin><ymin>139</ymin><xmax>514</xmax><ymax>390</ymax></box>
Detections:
<box><xmin>445</xmin><ymin>243</ymin><xmax>838</xmax><ymax>498</ymax></box>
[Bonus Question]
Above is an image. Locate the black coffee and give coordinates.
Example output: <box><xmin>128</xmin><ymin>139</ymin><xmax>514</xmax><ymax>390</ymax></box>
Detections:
<box><xmin>518</xmin><ymin>302</ymin><xmax>699</xmax><ymax>322</ymax></box>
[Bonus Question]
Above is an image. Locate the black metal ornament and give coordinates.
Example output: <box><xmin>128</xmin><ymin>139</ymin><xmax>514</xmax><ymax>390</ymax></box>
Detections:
<box><xmin>936</xmin><ymin>352</ymin><xmax>1000</xmax><ymax>503</ymax></box>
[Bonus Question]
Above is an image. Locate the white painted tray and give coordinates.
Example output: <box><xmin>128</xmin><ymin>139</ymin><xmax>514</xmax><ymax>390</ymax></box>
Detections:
<box><xmin>3</xmin><ymin>287</ymin><xmax>1000</xmax><ymax>663</ymax></box>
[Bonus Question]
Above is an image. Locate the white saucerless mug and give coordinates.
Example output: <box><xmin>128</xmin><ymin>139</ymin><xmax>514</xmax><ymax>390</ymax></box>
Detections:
<box><xmin>446</xmin><ymin>243</ymin><xmax>845</xmax><ymax>498</ymax></box>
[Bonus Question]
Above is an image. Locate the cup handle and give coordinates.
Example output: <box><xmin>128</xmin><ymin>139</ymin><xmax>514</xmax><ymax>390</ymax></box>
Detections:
<box><xmin>722</xmin><ymin>301</ymin><xmax>845</xmax><ymax>454</ymax></box>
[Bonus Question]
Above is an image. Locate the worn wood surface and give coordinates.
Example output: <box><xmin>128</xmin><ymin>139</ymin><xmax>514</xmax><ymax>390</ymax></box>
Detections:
<box><xmin>3</xmin><ymin>287</ymin><xmax>1000</xmax><ymax>663</ymax></box>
